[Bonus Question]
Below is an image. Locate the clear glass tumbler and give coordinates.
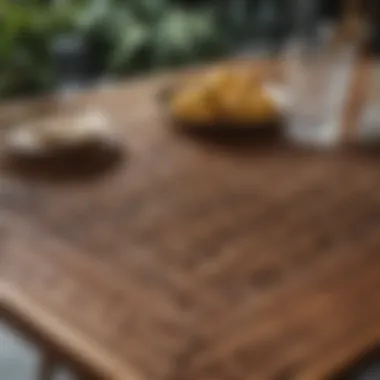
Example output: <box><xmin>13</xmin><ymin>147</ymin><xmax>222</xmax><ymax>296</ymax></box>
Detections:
<box><xmin>356</xmin><ymin>1</ymin><xmax>380</xmax><ymax>144</ymax></box>
<box><xmin>283</xmin><ymin>2</ymin><xmax>359</xmax><ymax>148</ymax></box>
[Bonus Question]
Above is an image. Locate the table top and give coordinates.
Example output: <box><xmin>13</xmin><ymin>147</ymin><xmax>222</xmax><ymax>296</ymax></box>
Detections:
<box><xmin>1</xmin><ymin>61</ymin><xmax>380</xmax><ymax>380</ymax></box>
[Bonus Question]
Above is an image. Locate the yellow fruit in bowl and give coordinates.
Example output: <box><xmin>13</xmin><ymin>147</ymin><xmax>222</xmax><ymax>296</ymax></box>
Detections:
<box><xmin>201</xmin><ymin>69</ymin><xmax>235</xmax><ymax>111</ymax></box>
<box><xmin>203</xmin><ymin>68</ymin><xmax>235</xmax><ymax>92</ymax></box>
<box><xmin>248</xmin><ymin>90</ymin><xmax>279</xmax><ymax>122</ymax></box>
<box><xmin>168</xmin><ymin>66</ymin><xmax>279</xmax><ymax>126</ymax></box>
<box><xmin>218</xmin><ymin>86</ymin><xmax>278</xmax><ymax>124</ymax></box>
<box><xmin>217</xmin><ymin>87</ymin><xmax>244</xmax><ymax>122</ymax></box>
<box><xmin>170</xmin><ymin>86</ymin><xmax>215</xmax><ymax>125</ymax></box>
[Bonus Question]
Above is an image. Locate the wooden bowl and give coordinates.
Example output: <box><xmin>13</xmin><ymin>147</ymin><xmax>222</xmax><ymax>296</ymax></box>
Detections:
<box><xmin>157</xmin><ymin>84</ymin><xmax>285</xmax><ymax>138</ymax></box>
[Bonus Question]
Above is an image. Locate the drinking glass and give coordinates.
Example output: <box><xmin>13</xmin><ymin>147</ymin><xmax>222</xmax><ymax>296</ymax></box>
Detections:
<box><xmin>283</xmin><ymin>0</ymin><xmax>359</xmax><ymax>148</ymax></box>
<box><xmin>356</xmin><ymin>1</ymin><xmax>380</xmax><ymax>143</ymax></box>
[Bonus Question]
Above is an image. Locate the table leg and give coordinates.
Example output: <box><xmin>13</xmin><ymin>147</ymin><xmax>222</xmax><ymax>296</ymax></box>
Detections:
<box><xmin>37</xmin><ymin>352</ymin><xmax>56</xmax><ymax>380</ymax></box>
<box><xmin>76</xmin><ymin>372</ymin><xmax>94</xmax><ymax>380</ymax></box>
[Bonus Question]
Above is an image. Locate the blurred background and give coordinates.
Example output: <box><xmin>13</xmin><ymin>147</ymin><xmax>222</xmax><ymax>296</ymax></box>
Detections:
<box><xmin>0</xmin><ymin>0</ymin><xmax>344</xmax><ymax>99</ymax></box>
<box><xmin>5</xmin><ymin>1</ymin><xmax>373</xmax><ymax>380</ymax></box>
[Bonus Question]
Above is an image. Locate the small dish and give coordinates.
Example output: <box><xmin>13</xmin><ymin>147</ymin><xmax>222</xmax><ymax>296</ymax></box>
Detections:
<box><xmin>4</xmin><ymin>109</ymin><xmax>119</xmax><ymax>158</ymax></box>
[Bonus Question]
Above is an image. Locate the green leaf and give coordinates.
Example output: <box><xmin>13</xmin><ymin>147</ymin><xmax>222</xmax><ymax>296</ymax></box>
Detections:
<box><xmin>188</xmin><ymin>11</ymin><xmax>215</xmax><ymax>40</ymax></box>
<box><xmin>125</xmin><ymin>0</ymin><xmax>169</xmax><ymax>22</ymax></box>
<box><xmin>74</xmin><ymin>0</ymin><xmax>110</xmax><ymax>32</ymax></box>
<box><xmin>153</xmin><ymin>8</ymin><xmax>195</xmax><ymax>64</ymax></box>
<box><xmin>151</xmin><ymin>7</ymin><xmax>225</xmax><ymax>67</ymax></box>
<box><xmin>108</xmin><ymin>16</ymin><xmax>151</xmax><ymax>72</ymax></box>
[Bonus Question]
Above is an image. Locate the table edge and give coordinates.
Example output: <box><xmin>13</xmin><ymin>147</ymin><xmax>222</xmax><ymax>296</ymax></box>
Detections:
<box><xmin>0</xmin><ymin>282</ymin><xmax>140</xmax><ymax>380</ymax></box>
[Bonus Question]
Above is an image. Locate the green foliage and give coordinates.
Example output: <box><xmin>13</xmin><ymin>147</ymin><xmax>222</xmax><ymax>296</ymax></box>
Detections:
<box><xmin>0</xmin><ymin>2</ymin><xmax>76</xmax><ymax>97</ymax></box>
<box><xmin>0</xmin><ymin>0</ymin><xmax>228</xmax><ymax>98</ymax></box>
<box><xmin>76</xmin><ymin>0</ymin><xmax>226</xmax><ymax>74</ymax></box>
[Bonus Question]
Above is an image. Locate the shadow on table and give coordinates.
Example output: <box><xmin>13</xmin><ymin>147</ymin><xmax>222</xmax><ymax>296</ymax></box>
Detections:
<box><xmin>1</xmin><ymin>144</ymin><xmax>125</xmax><ymax>183</ymax></box>
<box><xmin>328</xmin><ymin>346</ymin><xmax>380</xmax><ymax>380</ymax></box>
<box><xmin>176</xmin><ymin>123</ymin><xmax>284</xmax><ymax>150</ymax></box>
<box><xmin>178</xmin><ymin>126</ymin><xmax>380</xmax><ymax>161</ymax></box>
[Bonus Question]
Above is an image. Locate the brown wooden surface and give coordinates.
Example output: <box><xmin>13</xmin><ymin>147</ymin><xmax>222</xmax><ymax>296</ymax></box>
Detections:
<box><xmin>1</xmin><ymin>61</ymin><xmax>380</xmax><ymax>380</ymax></box>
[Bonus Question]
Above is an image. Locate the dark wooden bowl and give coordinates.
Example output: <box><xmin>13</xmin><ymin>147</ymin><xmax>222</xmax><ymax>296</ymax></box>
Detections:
<box><xmin>157</xmin><ymin>84</ymin><xmax>284</xmax><ymax>139</ymax></box>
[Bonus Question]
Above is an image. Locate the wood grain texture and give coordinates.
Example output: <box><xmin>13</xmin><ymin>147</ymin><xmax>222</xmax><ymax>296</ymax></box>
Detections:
<box><xmin>1</xmin><ymin>60</ymin><xmax>380</xmax><ymax>380</ymax></box>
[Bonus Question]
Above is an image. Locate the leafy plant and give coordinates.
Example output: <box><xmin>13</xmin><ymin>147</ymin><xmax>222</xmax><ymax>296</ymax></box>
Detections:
<box><xmin>0</xmin><ymin>0</ymin><xmax>229</xmax><ymax>97</ymax></box>
<box><xmin>75</xmin><ymin>0</ymin><xmax>227</xmax><ymax>75</ymax></box>
<box><xmin>0</xmin><ymin>2</ymin><xmax>76</xmax><ymax>97</ymax></box>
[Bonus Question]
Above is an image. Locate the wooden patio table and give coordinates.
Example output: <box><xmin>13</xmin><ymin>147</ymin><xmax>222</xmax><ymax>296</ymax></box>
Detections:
<box><xmin>1</xmin><ymin>60</ymin><xmax>380</xmax><ymax>380</ymax></box>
